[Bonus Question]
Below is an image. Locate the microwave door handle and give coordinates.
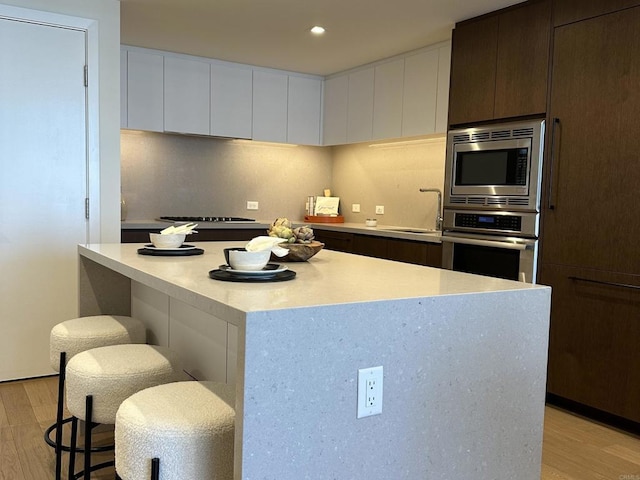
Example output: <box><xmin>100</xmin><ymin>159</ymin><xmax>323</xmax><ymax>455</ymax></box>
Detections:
<box><xmin>547</xmin><ymin>117</ymin><xmax>561</xmax><ymax>210</ymax></box>
<box><xmin>441</xmin><ymin>236</ymin><xmax>529</xmax><ymax>251</ymax></box>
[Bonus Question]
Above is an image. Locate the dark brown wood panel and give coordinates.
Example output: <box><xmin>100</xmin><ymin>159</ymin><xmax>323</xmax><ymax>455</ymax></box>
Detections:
<box><xmin>542</xmin><ymin>264</ymin><xmax>640</xmax><ymax>422</ymax></box>
<box><xmin>553</xmin><ymin>0</ymin><xmax>640</xmax><ymax>27</ymax></box>
<box><xmin>425</xmin><ymin>243</ymin><xmax>443</xmax><ymax>269</ymax></box>
<box><xmin>352</xmin><ymin>235</ymin><xmax>388</xmax><ymax>259</ymax></box>
<box><xmin>540</xmin><ymin>6</ymin><xmax>640</xmax><ymax>275</ymax></box>
<box><xmin>121</xmin><ymin>228</ymin><xmax>258</xmax><ymax>243</ymax></box>
<box><xmin>312</xmin><ymin>229</ymin><xmax>353</xmax><ymax>253</ymax></box>
<box><xmin>448</xmin><ymin>15</ymin><xmax>499</xmax><ymax>126</ymax></box>
<box><xmin>386</xmin><ymin>238</ymin><xmax>427</xmax><ymax>265</ymax></box>
<box><xmin>494</xmin><ymin>0</ymin><xmax>551</xmax><ymax>119</ymax></box>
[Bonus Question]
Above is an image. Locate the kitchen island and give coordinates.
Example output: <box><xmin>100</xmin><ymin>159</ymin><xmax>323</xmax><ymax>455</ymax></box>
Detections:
<box><xmin>78</xmin><ymin>242</ymin><xmax>551</xmax><ymax>480</ymax></box>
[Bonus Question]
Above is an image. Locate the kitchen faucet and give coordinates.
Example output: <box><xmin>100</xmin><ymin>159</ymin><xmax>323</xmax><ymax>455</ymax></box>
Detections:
<box><xmin>419</xmin><ymin>188</ymin><xmax>443</xmax><ymax>231</ymax></box>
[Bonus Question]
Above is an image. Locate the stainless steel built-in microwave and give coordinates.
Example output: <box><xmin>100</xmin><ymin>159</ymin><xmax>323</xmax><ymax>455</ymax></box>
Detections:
<box><xmin>444</xmin><ymin>119</ymin><xmax>545</xmax><ymax>212</ymax></box>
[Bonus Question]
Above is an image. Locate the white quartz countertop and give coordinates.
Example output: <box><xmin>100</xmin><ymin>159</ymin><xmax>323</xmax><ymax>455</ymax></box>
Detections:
<box><xmin>121</xmin><ymin>220</ymin><xmax>442</xmax><ymax>243</ymax></box>
<box><xmin>80</xmin><ymin>242</ymin><xmax>545</xmax><ymax>317</ymax></box>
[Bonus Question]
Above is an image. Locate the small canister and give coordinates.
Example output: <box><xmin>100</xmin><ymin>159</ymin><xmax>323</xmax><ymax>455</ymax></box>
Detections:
<box><xmin>365</xmin><ymin>219</ymin><xmax>377</xmax><ymax>227</ymax></box>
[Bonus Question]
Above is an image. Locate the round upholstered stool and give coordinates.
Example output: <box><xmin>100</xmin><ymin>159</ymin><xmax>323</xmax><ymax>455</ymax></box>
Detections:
<box><xmin>66</xmin><ymin>344</ymin><xmax>186</xmax><ymax>480</ymax></box>
<box><xmin>115</xmin><ymin>381</ymin><xmax>235</xmax><ymax>480</ymax></box>
<box><xmin>46</xmin><ymin>315</ymin><xmax>146</xmax><ymax>480</ymax></box>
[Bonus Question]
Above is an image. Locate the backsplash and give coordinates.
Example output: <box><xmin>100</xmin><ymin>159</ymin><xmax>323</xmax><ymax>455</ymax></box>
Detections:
<box><xmin>331</xmin><ymin>137</ymin><xmax>446</xmax><ymax>228</ymax></box>
<box><xmin>121</xmin><ymin>131</ymin><xmax>446</xmax><ymax>227</ymax></box>
<box><xmin>121</xmin><ymin>130</ymin><xmax>332</xmax><ymax>222</ymax></box>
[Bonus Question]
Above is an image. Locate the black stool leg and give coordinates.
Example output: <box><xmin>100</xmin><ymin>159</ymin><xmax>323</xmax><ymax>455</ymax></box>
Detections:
<box><xmin>151</xmin><ymin>457</ymin><xmax>160</xmax><ymax>480</ymax></box>
<box><xmin>68</xmin><ymin>416</ymin><xmax>78</xmax><ymax>480</ymax></box>
<box><xmin>84</xmin><ymin>395</ymin><xmax>93</xmax><ymax>480</ymax></box>
<box><xmin>54</xmin><ymin>351</ymin><xmax>66</xmax><ymax>480</ymax></box>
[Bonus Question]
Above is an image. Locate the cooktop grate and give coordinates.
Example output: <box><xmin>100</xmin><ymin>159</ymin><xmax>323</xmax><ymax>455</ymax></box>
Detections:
<box><xmin>158</xmin><ymin>216</ymin><xmax>256</xmax><ymax>222</ymax></box>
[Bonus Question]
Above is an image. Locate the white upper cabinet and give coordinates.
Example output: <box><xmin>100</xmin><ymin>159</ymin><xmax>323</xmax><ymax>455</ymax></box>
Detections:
<box><xmin>347</xmin><ymin>68</ymin><xmax>375</xmax><ymax>143</ymax></box>
<box><xmin>126</xmin><ymin>49</ymin><xmax>164</xmax><ymax>132</ymax></box>
<box><xmin>323</xmin><ymin>75</ymin><xmax>348</xmax><ymax>145</ymax></box>
<box><xmin>121</xmin><ymin>42</ymin><xmax>449</xmax><ymax>144</ymax></box>
<box><xmin>435</xmin><ymin>43</ymin><xmax>451</xmax><ymax>134</ymax></box>
<box><xmin>120</xmin><ymin>49</ymin><xmax>128</xmax><ymax>128</ymax></box>
<box><xmin>252</xmin><ymin>70</ymin><xmax>288</xmax><ymax>143</ymax></box>
<box><xmin>322</xmin><ymin>41</ymin><xmax>451</xmax><ymax>145</ymax></box>
<box><xmin>373</xmin><ymin>58</ymin><xmax>404</xmax><ymax>140</ymax></box>
<box><xmin>211</xmin><ymin>63</ymin><xmax>252</xmax><ymax>139</ymax></box>
<box><xmin>164</xmin><ymin>56</ymin><xmax>210</xmax><ymax>135</ymax></box>
<box><xmin>287</xmin><ymin>76</ymin><xmax>322</xmax><ymax>145</ymax></box>
<box><xmin>402</xmin><ymin>49</ymin><xmax>439</xmax><ymax>137</ymax></box>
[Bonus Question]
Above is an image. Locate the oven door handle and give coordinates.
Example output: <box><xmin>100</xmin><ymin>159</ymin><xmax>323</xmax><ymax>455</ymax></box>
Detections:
<box><xmin>441</xmin><ymin>236</ymin><xmax>530</xmax><ymax>251</ymax></box>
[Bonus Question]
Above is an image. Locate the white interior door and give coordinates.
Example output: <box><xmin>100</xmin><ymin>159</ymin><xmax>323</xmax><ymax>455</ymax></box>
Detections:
<box><xmin>0</xmin><ymin>17</ymin><xmax>88</xmax><ymax>380</ymax></box>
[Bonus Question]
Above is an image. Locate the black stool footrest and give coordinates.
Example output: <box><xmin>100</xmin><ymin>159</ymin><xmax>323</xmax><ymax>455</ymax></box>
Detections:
<box><xmin>44</xmin><ymin>419</ymin><xmax>113</xmax><ymax>453</ymax></box>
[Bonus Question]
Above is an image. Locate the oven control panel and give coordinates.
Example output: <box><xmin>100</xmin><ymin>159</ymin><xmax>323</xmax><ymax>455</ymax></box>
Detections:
<box><xmin>454</xmin><ymin>213</ymin><xmax>522</xmax><ymax>231</ymax></box>
<box><xmin>443</xmin><ymin>209</ymin><xmax>540</xmax><ymax>238</ymax></box>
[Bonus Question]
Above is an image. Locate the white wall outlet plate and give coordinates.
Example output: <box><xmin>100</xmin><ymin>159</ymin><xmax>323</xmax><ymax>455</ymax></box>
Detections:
<box><xmin>352</xmin><ymin>203</ymin><xmax>361</xmax><ymax>213</ymax></box>
<box><xmin>357</xmin><ymin>365</ymin><xmax>383</xmax><ymax>418</ymax></box>
<box><xmin>247</xmin><ymin>201</ymin><xmax>259</xmax><ymax>210</ymax></box>
<box><xmin>375</xmin><ymin>205</ymin><xmax>385</xmax><ymax>215</ymax></box>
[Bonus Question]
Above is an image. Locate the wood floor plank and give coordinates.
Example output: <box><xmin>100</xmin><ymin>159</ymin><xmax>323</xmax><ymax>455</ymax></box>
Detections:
<box><xmin>10</xmin><ymin>423</ymin><xmax>53</xmax><ymax>480</ymax></box>
<box><xmin>0</xmin><ymin>383</ymin><xmax>36</xmax><ymax>426</ymax></box>
<box><xmin>0</xmin><ymin>427</ymin><xmax>25</xmax><ymax>480</ymax></box>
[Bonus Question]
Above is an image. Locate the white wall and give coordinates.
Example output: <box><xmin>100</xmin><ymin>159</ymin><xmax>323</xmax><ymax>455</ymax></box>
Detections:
<box><xmin>0</xmin><ymin>0</ymin><xmax>121</xmax><ymax>241</ymax></box>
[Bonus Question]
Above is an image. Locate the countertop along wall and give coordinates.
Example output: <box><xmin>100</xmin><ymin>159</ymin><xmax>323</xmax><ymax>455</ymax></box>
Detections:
<box><xmin>121</xmin><ymin>131</ymin><xmax>446</xmax><ymax>228</ymax></box>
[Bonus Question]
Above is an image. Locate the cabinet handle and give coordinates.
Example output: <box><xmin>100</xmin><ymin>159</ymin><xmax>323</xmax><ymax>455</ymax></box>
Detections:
<box><xmin>547</xmin><ymin>117</ymin><xmax>561</xmax><ymax>210</ymax></box>
<box><xmin>568</xmin><ymin>276</ymin><xmax>640</xmax><ymax>291</ymax></box>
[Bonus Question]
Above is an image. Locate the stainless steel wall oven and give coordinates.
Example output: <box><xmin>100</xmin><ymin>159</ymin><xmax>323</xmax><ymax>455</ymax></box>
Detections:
<box><xmin>441</xmin><ymin>119</ymin><xmax>545</xmax><ymax>283</ymax></box>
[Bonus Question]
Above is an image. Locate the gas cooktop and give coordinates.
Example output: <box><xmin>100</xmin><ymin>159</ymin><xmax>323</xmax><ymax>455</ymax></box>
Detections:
<box><xmin>158</xmin><ymin>216</ymin><xmax>256</xmax><ymax>223</ymax></box>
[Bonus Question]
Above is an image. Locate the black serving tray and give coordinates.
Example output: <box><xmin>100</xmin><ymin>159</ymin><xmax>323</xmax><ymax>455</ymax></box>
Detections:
<box><xmin>209</xmin><ymin>269</ymin><xmax>296</xmax><ymax>283</ymax></box>
<box><xmin>138</xmin><ymin>246</ymin><xmax>204</xmax><ymax>256</ymax></box>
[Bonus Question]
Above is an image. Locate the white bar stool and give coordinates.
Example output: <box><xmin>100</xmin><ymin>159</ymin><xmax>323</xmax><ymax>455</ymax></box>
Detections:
<box><xmin>65</xmin><ymin>344</ymin><xmax>186</xmax><ymax>480</ymax></box>
<box><xmin>47</xmin><ymin>315</ymin><xmax>146</xmax><ymax>480</ymax></box>
<box><xmin>115</xmin><ymin>381</ymin><xmax>235</xmax><ymax>480</ymax></box>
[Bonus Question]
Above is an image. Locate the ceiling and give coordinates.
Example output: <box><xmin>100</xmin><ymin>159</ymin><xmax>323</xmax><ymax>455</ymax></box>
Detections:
<box><xmin>120</xmin><ymin>0</ymin><xmax>526</xmax><ymax>76</ymax></box>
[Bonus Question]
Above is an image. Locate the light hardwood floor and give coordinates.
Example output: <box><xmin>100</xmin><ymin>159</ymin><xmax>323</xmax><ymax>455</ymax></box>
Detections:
<box><xmin>2</xmin><ymin>376</ymin><xmax>640</xmax><ymax>479</ymax></box>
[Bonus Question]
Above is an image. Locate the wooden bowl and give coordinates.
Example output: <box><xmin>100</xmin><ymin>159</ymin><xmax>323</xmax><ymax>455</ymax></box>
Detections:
<box><xmin>272</xmin><ymin>241</ymin><xmax>324</xmax><ymax>262</ymax></box>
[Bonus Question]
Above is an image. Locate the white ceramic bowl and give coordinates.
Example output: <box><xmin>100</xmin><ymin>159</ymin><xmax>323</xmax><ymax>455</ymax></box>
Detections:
<box><xmin>149</xmin><ymin>233</ymin><xmax>186</xmax><ymax>249</ymax></box>
<box><xmin>225</xmin><ymin>248</ymin><xmax>271</xmax><ymax>271</ymax></box>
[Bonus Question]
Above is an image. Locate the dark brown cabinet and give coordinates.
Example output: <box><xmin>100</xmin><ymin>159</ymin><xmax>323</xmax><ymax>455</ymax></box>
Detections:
<box><xmin>541</xmin><ymin>6</ymin><xmax>640</xmax><ymax>275</ymax></box>
<box><xmin>553</xmin><ymin>0</ymin><xmax>640</xmax><ymax>27</ymax></box>
<box><xmin>541</xmin><ymin>5</ymin><xmax>640</xmax><ymax>426</ymax></box>
<box><xmin>541</xmin><ymin>264</ymin><xmax>640</xmax><ymax>422</ymax></box>
<box><xmin>314</xmin><ymin>229</ymin><xmax>442</xmax><ymax>268</ymax></box>
<box><xmin>448</xmin><ymin>0</ymin><xmax>551</xmax><ymax>126</ymax></box>
<box><xmin>121</xmin><ymin>228</ymin><xmax>258</xmax><ymax>243</ymax></box>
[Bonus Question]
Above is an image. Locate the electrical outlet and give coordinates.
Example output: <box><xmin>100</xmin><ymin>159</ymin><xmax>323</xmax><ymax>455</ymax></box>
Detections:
<box><xmin>375</xmin><ymin>205</ymin><xmax>385</xmax><ymax>215</ymax></box>
<box><xmin>357</xmin><ymin>366</ymin><xmax>383</xmax><ymax>418</ymax></box>
<box><xmin>246</xmin><ymin>201</ymin><xmax>259</xmax><ymax>210</ymax></box>
<box><xmin>352</xmin><ymin>203</ymin><xmax>361</xmax><ymax>213</ymax></box>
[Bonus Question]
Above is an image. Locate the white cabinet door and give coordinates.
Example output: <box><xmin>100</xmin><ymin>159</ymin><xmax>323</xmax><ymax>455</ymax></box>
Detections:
<box><xmin>402</xmin><ymin>49</ymin><xmax>439</xmax><ymax>137</ymax></box>
<box><xmin>164</xmin><ymin>56</ymin><xmax>210</xmax><ymax>135</ymax></box>
<box><xmin>120</xmin><ymin>48</ymin><xmax>128</xmax><ymax>128</ymax></box>
<box><xmin>347</xmin><ymin>68</ymin><xmax>375</xmax><ymax>143</ymax></box>
<box><xmin>323</xmin><ymin>75</ymin><xmax>348</xmax><ymax>145</ymax></box>
<box><xmin>252</xmin><ymin>70</ymin><xmax>288</xmax><ymax>142</ymax></box>
<box><xmin>127</xmin><ymin>50</ymin><xmax>164</xmax><ymax>132</ymax></box>
<box><xmin>169</xmin><ymin>299</ymin><xmax>231</xmax><ymax>383</ymax></box>
<box><xmin>287</xmin><ymin>76</ymin><xmax>322</xmax><ymax>145</ymax></box>
<box><xmin>435</xmin><ymin>43</ymin><xmax>451</xmax><ymax>134</ymax></box>
<box><xmin>373</xmin><ymin>58</ymin><xmax>405</xmax><ymax>140</ymax></box>
<box><xmin>211</xmin><ymin>63</ymin><xmax>252</xmax><ymax>139</ymax></box>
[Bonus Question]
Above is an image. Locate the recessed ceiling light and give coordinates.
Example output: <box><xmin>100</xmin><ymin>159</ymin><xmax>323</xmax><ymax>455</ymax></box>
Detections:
<box><xmin>310</xmin><ymin>26</ymin><xmax>325</xmax><ymax>35</ymax></box>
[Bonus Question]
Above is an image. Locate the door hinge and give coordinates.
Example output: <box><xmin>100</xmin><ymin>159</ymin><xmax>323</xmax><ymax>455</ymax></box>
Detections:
<box><xmin>84</xmin><ymin>65</ymin><xmax>88</xmax><ymax>87</ymax></box>
<box><xmin>85</xmin><ymin>198</ymin><xmax>90</xmax><ymax>219</ymax></box>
